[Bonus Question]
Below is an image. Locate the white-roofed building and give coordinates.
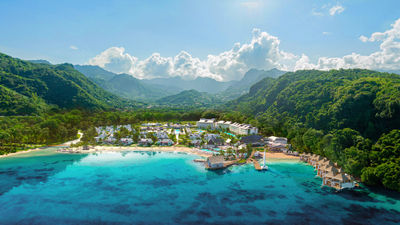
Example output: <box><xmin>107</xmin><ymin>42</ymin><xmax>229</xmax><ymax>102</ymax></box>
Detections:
<box><xmin>267</xmin><ymin>136</ymin><xmax>287</xmax><ymax>144</ymax></box>
<box><xmin>197</xmin><ymin>118</ymin><xmax>216</xmax><ymax>129</ymax></box>
<box><xmin>229</xmin><ymin>123</ymin><xmax>258</xmax><ymax>135</ymax></box>
<box><xmin>197</xmin><ymin>118</ymin><xmax>258</xmax><ymax>135</ymax></box>
<box><xmin>216</xmin><ymin>121</ymin><xmax>231</xmax><ymax>130</ymax></box>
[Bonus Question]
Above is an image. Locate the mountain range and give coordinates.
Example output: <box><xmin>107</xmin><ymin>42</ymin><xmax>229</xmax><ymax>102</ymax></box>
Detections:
<box><xmin>74</xmin><ymin>64</ymin><xmax>285</xmax><ymax>103</ymax></box>
<box><xmin>0</xmin><ymin>53</ymin><xmax>136</xmax><ymax>115</ymax></box>
<box><xmin>155</xmin><ymin>89</ymin><xmax>221</xmax><ymax>107</ymax></box>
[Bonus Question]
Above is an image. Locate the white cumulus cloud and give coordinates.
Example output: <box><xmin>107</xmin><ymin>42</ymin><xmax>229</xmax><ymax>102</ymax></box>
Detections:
<box><xmin>329</xmin><ymin>5</ymin><xmax>345</xmax><ymax>16</ymax></box>
<box><xmin>88</xmin><ymin>29</ymin><xmax>298</xmax><ymax>81</ymax></box>
<box><xmin>70</xmin><ymin>45</ymin><xmax>78</xmax><ymax>50</ymax></box>
<box><xmin>88</xmin><ymin>47</ymin><xmax>137</xmax><ymax>74</ymax></box>
<box><xmin>88</xmin><ymin>18</ymin><xmax>400</xmax><ymax>81</ymax></box>
<box><xmin>295</xmin><ymin>18</ymin><xmax>400</xmax><ymax>71</ymax></box>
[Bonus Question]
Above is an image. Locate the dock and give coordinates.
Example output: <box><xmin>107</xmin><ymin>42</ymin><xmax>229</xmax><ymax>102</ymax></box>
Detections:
<box><xmin>253</xmin><ymin>159</ymin><xmax>262</xmax><ymax>170</ymax></box>
<box><xmin>193</xmin><ymin>159</ymin><xmax>206</xmax><ymax>162</ymax></box>
<box><xmin>246</xmin><ymin>150</ymin><xmax>262</xmax><ymax>170</ymax></box>
<box><xmin>248</xmin><ymin>158</ymin><xmax>262</xmax><ymax>170</ymax></box>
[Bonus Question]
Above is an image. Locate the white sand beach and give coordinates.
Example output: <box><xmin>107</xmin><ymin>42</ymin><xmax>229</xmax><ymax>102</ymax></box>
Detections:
<box><xmin>59</xmin><ymin>145</ymin><xmax>300</xmax><ymax>160</ymax></box>
<box><xmin>59</xmin><ymin>146</ymin><xmax>214</xmax><ymax>158</ymax></box>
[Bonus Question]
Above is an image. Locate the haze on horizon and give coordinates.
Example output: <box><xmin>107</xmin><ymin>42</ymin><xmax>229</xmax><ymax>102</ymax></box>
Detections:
<box><xmin>0</xmin><ymin>0</ymin><xmax>399</xmax><ymax>81</ymax></box>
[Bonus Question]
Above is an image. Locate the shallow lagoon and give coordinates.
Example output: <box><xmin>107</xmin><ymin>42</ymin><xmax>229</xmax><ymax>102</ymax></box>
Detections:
<box><xmin>0</xmin><ymin>150</ymin><xmax>399</xmax><ymax>224</ymax></box>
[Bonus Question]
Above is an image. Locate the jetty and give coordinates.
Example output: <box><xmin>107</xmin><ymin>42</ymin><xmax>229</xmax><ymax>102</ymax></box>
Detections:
<box><xmin>252</xmin><ymin>158</ymin><xmax>262</xmax><ymax>170</ymax></box>
<box><xmin>246</xmin><ymin>150</ymin><xmax>262</xmax><ymax>170</ymax></box>
<box><xmin>193</xmin><ymin>159</ymin><xmax>206</xmax><ymax>162</ymax></box>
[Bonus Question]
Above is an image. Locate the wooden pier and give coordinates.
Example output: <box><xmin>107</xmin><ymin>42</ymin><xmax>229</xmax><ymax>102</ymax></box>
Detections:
<box><xmin>246</xmin><ymin>150</ymin><xmax>262</xmax><ymax>170</ymax></box>
<box><xmin>253</xmin><ymin>159</ymin><xmax>262</xmax><ymax>170</ymax></box>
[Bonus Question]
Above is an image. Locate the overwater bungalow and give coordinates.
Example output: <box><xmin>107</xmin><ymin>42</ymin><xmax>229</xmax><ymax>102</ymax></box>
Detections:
<box><xmin>324</xmin><ymin>172</ymin><xmax>356</xmax><ymax>190</ymax></box>
<box><xmin>317</xmin><ymin>160</ymin><xmax>335</xmax><ymax>177</ymax></box>
<box><xmin>301</xmin><ymin>153</ymin><xmax>357</xmax><ymax>190</ymax></box>
<box><xmin>315</xmin><ymin>158</ymin><xmax>329</xmax><ymax>171</ymax></box>
<box><xmin>310</xmin><ymin>155</ymin><xmax>324</xmax><ymax>168</ymax></box>
<box><xmin>320</xmin><ymin>165</ymin><xmax>338</xmax><ymax>178</ymax></box>
<box><xmin>300</xmin><ymin>153</ymin><xmax>311</xmax><ymax>162</ymax></box>
<box><xmin>307</xmin><ymin>154</ymin><xmax>315</xmax><ymax>164</ymax></box>
<box><xmin>206</xmin><ymin>155</ymin><xmax>225</xmax><ymax>169</ymax></box>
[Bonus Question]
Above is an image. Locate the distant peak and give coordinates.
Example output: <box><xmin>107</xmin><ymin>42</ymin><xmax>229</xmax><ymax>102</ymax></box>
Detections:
<box><xmin>28</xmin><ymin>59</ymin><xmax>52</xmax><ymax>65</ymax></box>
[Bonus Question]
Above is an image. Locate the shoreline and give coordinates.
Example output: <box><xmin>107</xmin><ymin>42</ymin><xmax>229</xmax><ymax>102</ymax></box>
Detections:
<box><xmin>0</xmin><ymin>133</ymin><xmax>82</xmax><ymax>159</ymax></box>
<box><xmin>263</xmin><ymin>152</ymin><xmax>299</xmax><ymax>160</ymax></box>
<box><xmin>1</xmin><ymin>145</ymin><xmax>300</xmax><ymax>161</ymax></box>
<box><xmin>58</xmin><ymin>146</ymin><xmax>214</xmax><ymax>158</ymax></box>
<box><xmin>0</xmin><ymin>147</ymin><xmax>49</xmax><ymax>159</ymax></box>
<box><xmin>59</xmin><ymin>146</ymin><xmax>300</xmax><ymax>160</ymax></box>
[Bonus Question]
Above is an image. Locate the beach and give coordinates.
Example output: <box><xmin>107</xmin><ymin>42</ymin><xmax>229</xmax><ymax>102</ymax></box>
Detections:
<box><xmin>59</xmin><ymin>146</ymin><xmax>214</xmax><ymax>158</ymax></box>
<box><xmin>264</xmin><ymin>152</ymin><xmax>299</xmax><ymax>159</ymax></box>
<box><xmin>59</xmin><ymin>146</ymin><xmax>300</xmax><ymax>160</ymax></box>
<box><xmin>0</xmin><ymin>147</ymin><xmax>44</xmax><ymax>158</ymax></box>
<box><xmin>1</xmin><ymin>144</ymin><xmax>300</xmax><ymax>160</ymax></box>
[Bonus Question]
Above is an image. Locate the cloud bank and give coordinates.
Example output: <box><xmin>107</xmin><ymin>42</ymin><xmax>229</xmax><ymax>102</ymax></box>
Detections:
<box><xmin>89</xmin><ymin>18</ymin><xmax>400</xmax><ymax>81</ymax></box>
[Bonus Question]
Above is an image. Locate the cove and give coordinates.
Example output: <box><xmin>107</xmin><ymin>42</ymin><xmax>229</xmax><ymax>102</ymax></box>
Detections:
<box><xmin>0</xmin><ymin>150</ymin><xmax>399</xmax><ymax>224</ymax></box>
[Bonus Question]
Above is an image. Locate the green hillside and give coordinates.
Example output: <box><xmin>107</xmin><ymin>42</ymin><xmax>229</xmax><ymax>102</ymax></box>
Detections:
<box><xmin>230</xmin><ymin>69</ymin><xmax>400</xmax><ymax>191</ymax></box>
<box><xmin>0</xmin><ymin>53</ymin><xmax>135</xmax><ymax>115</ymax></box>
<box><xmin>75</xmin><ymin>65</ymin><xmax>177</xmax><ymax>101</ymax></box>
<box><xmin>74</xmin><ymin>65</ymin><xmax>116</xmax><ymax>81</ymax></box>
<box><xmin>156</xmin><ymin>89</ymin><xmax>221</xmax><ymax>107</ymax></box>
<box><xmin>218</xmin><ymin>68</ymin><xmax>285</xmax><ymax>100</ymax></box>
<box><xmin>0</xmin><ymin>85</ymin><xmax>49</xmax><ymax>115</ymax></box>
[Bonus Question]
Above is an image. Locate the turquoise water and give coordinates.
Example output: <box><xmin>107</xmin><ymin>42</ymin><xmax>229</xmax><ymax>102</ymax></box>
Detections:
<box><xmin>201</xmin><ymin>149</ymin><xmax>216</xmax><ymax>153</ymax></box>
<box><xmin>0</xmin><ymin>149</ymin><xmax>399</xmax><ymax>224</ymax></box>
<box><xmin>175</xmin><ymin>129</ymin><xmax>180</xmax><ymax>134</ymax></box>
<box><xmin>224</xmin><ymin>132</ymin><xmax>237</xmax><ymax>137</ymax></box>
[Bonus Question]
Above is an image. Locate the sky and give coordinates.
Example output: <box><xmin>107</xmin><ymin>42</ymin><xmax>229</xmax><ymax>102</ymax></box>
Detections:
<box><xmin>0</xmin><ymin>0</ymin><xmax>399</xmax><ymax>81</ymax></box>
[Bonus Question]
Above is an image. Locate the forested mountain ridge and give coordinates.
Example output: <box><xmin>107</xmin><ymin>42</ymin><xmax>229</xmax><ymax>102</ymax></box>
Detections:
<box><xmin>0</xmin><ymin>52</ymin><xmax>135</xmax><ymax>115</ymax></box>
<box><xmin>142</xmin><ymin>76</ymin><xmax>235</xmax><ymax>94</ymax></box>
<box><xmin>230</xmin><ymin>69</ymin><xmax>400</xmax><ymax>191</ymax></box>
<box><xmin>75</xmin><ymin>65</ymin><xmax>285</xmax><ymax>102</ymax></box>
<box><xmin>155</xmin><ymin>89</ymin><xmax>221</xmax><ymax>107</ymax></box>
<box><xmin>218</xmin><ymin>68</ymin><xmax>285</xmax><ymax>100</ymax></box>
<box><xmin>231</xmin><ymin>69</ymin><xmax>400</xmax><ymax>139</ymax></box>
<box><xmin>75</xmin><ymin>65</ymin><xmax>178</xmax><ymax>101</ymax></box>
<box><xmin>28</xmin><ymin>59</ymin><xmax>52</xmax><ymax>65</ymax></box>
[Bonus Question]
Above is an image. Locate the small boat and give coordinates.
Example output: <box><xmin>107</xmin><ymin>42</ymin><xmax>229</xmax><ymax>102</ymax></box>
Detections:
<box><xmin>260</xmin><ymin>149</ymin><xmax>268</xmax><ymax>170</ymax></box>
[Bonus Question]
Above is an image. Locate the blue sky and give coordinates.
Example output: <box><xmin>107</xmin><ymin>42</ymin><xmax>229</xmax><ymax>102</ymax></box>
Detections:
<box><xmin>1</xmin><ymin>0</ymin><xmax>400</xmax><ymax>80</ymax></box>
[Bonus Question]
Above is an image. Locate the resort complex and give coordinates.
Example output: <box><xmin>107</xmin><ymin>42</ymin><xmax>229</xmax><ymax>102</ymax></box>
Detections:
<box><xmin>89</xmin><ymin>119</ymin><xmax>292</xmax><ymax>156</ymax></box>
<box><xmin>71</xmin><ymin>119</ymin><xmax>360</xmax><ymax>191</ymax></box>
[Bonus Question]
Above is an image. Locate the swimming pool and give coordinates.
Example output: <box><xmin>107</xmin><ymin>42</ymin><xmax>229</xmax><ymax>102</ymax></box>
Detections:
<box><xmin>224</xmin><ymin>132</ymin><xmax>236</xmax><ymax>137</ymax></box>
<box><xmin>175</xmin><ymin>129</ymin><xmax>180</xmax><ymax>134</ymax></box>
<box><xmin>200</xmin><ymin>149</ymin><xmax>215</xmax><ymax>153</ymax></box>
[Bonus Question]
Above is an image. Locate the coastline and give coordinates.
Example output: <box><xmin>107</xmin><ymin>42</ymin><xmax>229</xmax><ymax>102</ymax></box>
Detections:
<box><xmin>59</xmin><ymin>146</ymin><xmax>214</xmax><ymax>158</ymax></box>
<box><xmin>1</xmin><ymin>145</ymin><xmax>300</xmax><ymax>160</ymax></box>
<box><xmin>59</xmin><ymin>146</ymin><xmax>300</xmax><ymax>160</ymax></box>
<box><xmin>263</xmin><ymin>152</ymin><xmax>299</xmax><ymax>160</ymax></box>
<box><xmin>0</xmin><ymin>148</ymin><xmax>44</xmax><ymax>159</ymax></box>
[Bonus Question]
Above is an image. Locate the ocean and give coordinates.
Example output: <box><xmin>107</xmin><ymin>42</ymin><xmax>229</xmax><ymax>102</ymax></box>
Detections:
<box><xmin>0</xmin><ymin>149</ymin><xmax>399</xmax><ymax>224</ymax></box>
